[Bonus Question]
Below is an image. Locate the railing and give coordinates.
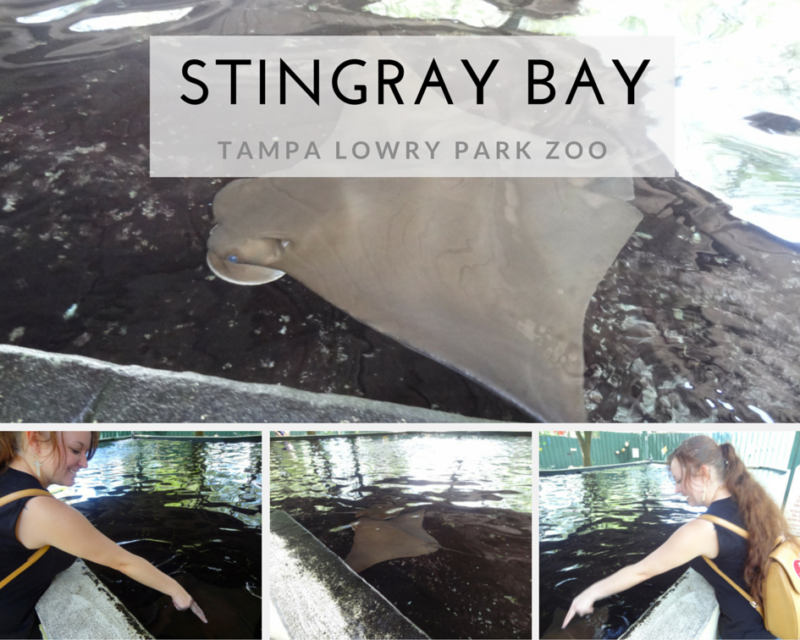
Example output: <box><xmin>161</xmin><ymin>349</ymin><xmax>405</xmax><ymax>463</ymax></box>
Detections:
<box><xmin>539</xmin><ymin>431</ymin><xmax>796</xmax><ymax>471</ymax></box>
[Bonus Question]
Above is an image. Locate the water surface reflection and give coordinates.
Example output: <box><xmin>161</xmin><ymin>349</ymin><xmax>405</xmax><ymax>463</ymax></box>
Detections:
<box><xmin>271</xmin><ymin>432</ymin><xmax>532</xmax><ymax>511</ymax></box>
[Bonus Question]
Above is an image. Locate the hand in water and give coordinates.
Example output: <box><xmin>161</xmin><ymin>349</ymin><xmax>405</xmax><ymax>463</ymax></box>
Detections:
<box><xmin>562</xmin><ymin>591</ymin><xmax>596</xmax><ymax>629</ymax></box>
<box><xmin>173</xmin><ymin>590</ymin><xmax>208</xmax><ymax>623</ymax></box>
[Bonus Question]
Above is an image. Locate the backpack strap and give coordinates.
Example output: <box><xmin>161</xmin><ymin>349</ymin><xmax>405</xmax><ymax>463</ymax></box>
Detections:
<box><xmin>0</xmin><ymin>489</ymin><xmax>52</xmax><ymax>508</ymax></box>
<box><xmin>701</xmin><ymin>556</ymin><xmax>764</xmax><ymax>616</ymax></box>
<box><xmin>700</xmin><ymin>513</ymin><xmax>784</xmax><ymax>549</ymax></box>
<box><xmin>699</xmin><ymin>513</ymin><xmax>749</xmax><ymax>539</ymax></box>
<box><xmin>698</xmin><ymin>514</ymin><xmax>764</xmax><ymax>617</ymax></box>
<box><xmin>0</xmin><ymin>489</ymin><xmax>53</xmax><ymax>591</ymax></box>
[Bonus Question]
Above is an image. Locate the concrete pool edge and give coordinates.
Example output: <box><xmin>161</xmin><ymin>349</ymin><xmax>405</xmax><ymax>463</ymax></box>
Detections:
<box><xmin>37</xmin><ymin>558</ymin><xmax>153</xmax><ymax>640</ymax></box>
<box><xmin>0</xmin><ymin>344</ymin><xmax>487</xmax><ymax>422</ymax></box>
<box><xmin>133</xmin><ymin>434</ymin><xmax>262</xmax><ymax>442</ymax></box>
<box><xmin>270</xmin><ymin>430</ymin><xmax>531</xmax><ymax>441</ymax></box>
<box><xmin>539</xmin><ymin>461</ymin><xmax>653</xmax><ymax>476</ymax></box>
<box><xmin>270</xmin><ymin>509</ymin><xmax>430</xmax><ymax>640</ymax></box>
<box><xmin>620</xmin><ymin>567</ymin><xmax>719</xmax><ymax>640</ymax></box>
<box><xmin>541</xmin><ymin>460</ymin><xmax>790</xmax><ymax>476</ymax></box>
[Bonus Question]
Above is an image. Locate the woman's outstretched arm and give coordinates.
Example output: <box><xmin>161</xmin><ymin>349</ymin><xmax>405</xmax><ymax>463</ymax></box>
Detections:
<box><xmin>562</xmin><ymin>517</ymin><xmax>718</xmax><ymax>629</ymax></box>
<box><xmin>17</xmin><ymin>495</ymin><xmax>208</xmax><ymax>623</ymax></box>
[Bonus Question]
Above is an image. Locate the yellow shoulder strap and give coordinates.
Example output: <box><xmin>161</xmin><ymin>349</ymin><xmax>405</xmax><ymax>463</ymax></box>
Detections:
<box><xmin>701</xmin><ymin>556</ymin><xmax>763</xmax><ymax>616</ymax></box>
<box><xmin>698</xmin><ymin>514</ymin><xmax>764</xmax><ymax>617</ymax></box>
<box><xmin>0</xmin><ymin>488</ymin><xmax>53</xmax><ymax>591</ymax></box>
<box><xmin>699</xmin><ymin>513</ymin><xmax>750</xmax><ymax>539</ymax></box>
<box><xmin>0</xmin><ymin>489</ymin><xmax>53</xmax><ymax>508</ymax></box>
<box><xmin>0</xmin><ymin>546</ymin><xmax>51</xmax><ymax>590</ymax></box>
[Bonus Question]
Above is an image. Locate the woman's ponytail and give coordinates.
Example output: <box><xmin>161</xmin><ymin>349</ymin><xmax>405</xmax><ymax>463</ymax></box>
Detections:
<box><xmin>719</xmin><ymin>442</ymin><xmax>745</xmax><ymax>487</ymax></box>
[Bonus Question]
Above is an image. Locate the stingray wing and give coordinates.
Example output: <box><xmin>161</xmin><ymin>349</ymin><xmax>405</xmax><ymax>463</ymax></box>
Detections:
<box><xmin>211</xmin><ymin>177</ymin><xmax>641</xmax><ymax>421</ymax></box>
<box><xmin>345</xmin><ymin>509</ymin><xmax>440</xmax><ymax>573</ymax></box>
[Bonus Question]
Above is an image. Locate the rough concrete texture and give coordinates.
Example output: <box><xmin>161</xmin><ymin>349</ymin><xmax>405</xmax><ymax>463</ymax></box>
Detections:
<box><xmin>621</xmin><ymin>568</ymin><xmax>719</xmax><ymax>640</ymax></box>
<box><xmin>270</xmin><ymin>510</ymin><xmax>430</xmax><ymax>640</ymax></box>
<box><xmin>0</xmin><ymin>345</ymin><xmax>485</xmax><ymax>422</ymax></box>
<box><xmin>270</xmin><ymin>597</ymin><xmax>291</xmax><ymax>640</ymax></box>
<box><xmin>37</xmin><ymin>559</ymin><xmax>152</xmax><ymax>640</ymax></box>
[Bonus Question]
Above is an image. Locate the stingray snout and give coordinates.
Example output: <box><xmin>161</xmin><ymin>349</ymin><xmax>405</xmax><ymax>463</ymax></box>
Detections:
<box><xmin>206</xmin><ymin>225</ymin><xmax>287</xmax><ymax>286</ymax></box>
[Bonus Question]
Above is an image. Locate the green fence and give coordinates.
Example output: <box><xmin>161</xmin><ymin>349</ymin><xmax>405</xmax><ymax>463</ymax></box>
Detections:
<box><xmin>539</xmin><ymin>432</ymin><xmax>646</xmax><ymax>469</ymax></box>
<box><xmin>99</xmin><ymin>431</ymin><xmax>134</xmax><ymax>441</ymax></box>
<box><xmin>540</xmin><ymin>431</ymin><xmax>796</xmax><ymax>471</ymax></box>
<box><xmin>647</xmin><ymin>431</ymin><xmax>794</xmax><ymax>469</ymax></box>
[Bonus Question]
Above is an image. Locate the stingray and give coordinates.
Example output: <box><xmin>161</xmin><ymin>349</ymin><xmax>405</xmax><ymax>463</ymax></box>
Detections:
<box><xmin>345</xmin><ymin>508</ymin><xmax>441</xmax><ymax>573</ymax></box>
<box><xmin>141</xmin><ymin>573</ymin><xmax>261</xmax><ymax>639</ymax></box>
<box><xmin>542</xmin><ymin>606</ymin><xmax>610</xmax><ymax>639</ymax></box>
<box><xmin>207</xmin><ymin>177</ymin><xmax>642</xmax><ymax>421</ymax></box>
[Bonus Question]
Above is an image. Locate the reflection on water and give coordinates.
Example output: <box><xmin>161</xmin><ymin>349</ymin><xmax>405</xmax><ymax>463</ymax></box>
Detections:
<box><xmin>271</xmin><ymin>432</ymin><xmax>532</xmax><ymax>511</ymax></box>
<box><xmin>365</xmin><ymin>0</ymin><xmax>512</xmax><ymax>28</ymax></box>
<box><xmin>271</xmin><ymin>433</ymin><xmax>532</xmax><ymax>639</ymax></box>
<box><xmin>539</xmin><ymin>464</ymin><xmax>788</xmax><ymax>638</ymax></box>
<box><xmin>58</xmin><ymin>438</ymin><xmax>262</xmax><ymax>640</ymax></box>
<box><xmin>59</xmin><ymin>438</ymin><xmax>262</xmax><ymax>527</ymax></box>
<box><xmin>499</xmin><ymin>0</ymin><xmax>800</xmax><ymax>245</ymax></box>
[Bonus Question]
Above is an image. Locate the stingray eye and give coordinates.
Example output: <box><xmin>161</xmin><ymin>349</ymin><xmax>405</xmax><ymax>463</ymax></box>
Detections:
<box><xmin>226</xmin><ymin>255</ymin><xmax>239</xmax><ymax>263</ymax></box>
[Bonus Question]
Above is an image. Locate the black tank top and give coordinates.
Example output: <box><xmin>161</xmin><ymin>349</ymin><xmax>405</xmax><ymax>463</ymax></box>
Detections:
<box><xmin>690</xmin><ymin>496</ymin><xmax>775</xmax><ymax>640</ymax></box>
<box><xmin>0</xmin><ymin>468</ymin><xmax>75</xmax><ymax>639</ymax></box>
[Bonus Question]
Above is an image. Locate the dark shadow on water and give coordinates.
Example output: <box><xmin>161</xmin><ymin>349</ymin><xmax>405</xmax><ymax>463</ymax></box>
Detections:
<box><xmin>75</xmin><ymin>492</ymin><xmax>262</xmax><ymax>639</ymax></box>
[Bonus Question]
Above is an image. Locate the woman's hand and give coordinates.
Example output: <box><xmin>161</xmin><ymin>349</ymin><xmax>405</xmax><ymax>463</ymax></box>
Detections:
<box><xmin>172</xmin><ymin>589</ymin><xmax>208</xmax><ymax>624</ymax></box>
<box><xmin>562</xmin><ymin>590</ymin><xmax>597</xmax><ymax>629</ymax></box>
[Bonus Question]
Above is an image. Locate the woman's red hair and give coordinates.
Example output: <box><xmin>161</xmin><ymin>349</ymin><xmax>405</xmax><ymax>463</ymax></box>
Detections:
<box><xmin>0</xmin><ymin>432</ymin><xmax>100</xmax><ymax>472</ymax></box>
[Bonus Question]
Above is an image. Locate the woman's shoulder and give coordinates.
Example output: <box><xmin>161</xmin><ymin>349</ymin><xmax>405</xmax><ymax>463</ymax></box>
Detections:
<box><xmin>0</xmin><ymin>468</ymin><xmax>43</xmax><ymax>496</ymax></box>
<box><xmin>706</xmin><ymin>496</ymin><xmax>745</xmax><ymax>527</ymax></box>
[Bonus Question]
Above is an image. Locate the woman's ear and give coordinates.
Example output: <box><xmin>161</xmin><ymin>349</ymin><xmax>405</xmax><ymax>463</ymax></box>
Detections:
<box><xmin>26</xmin><ymin>431</ymin><xmax>41</xmax><ymax>453</ymax></box>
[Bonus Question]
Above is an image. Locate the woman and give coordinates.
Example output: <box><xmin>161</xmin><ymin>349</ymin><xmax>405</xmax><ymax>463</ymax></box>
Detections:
<box><xmin>0</xmin><ymin>432</ymin><xmax>207</xmax><ymax>638</ymax></box>
<box><xmin>562</xmin><ymin>435</ymin><xmax>793</xmax><ymax>639</ymax></box>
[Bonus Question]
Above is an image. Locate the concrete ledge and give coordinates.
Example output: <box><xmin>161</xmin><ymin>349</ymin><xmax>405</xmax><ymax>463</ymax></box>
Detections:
<box><xmin>271</xmin><ymin>430</ymin><xmax>529</xmax><ymax>441</ymax></box>
<box><xmin>270</xmin><ymin>510</ymin><xmax>430</xmax><ymax>640</ymax></box>
<box><xmin>621</xmin><ymin>568</ymin><xmax>719</xmax><ymax>640</ymax></box>
<box><xmin>540</xmin><ymin>461</ymin><xmax>653</xmax><ymax>476</ymax></box>
<box><xmin>37</xmin><ymin>559</ymin><xmax>152</xmax><ymax>640</ymax></box>
<box><xmin>0</xmin><ymin>345</ymin><xmax>485</xmax><ymax>422</ymax></box>
<box><xmin>133</xmin><ymin>434</ymin><xmax>262</xmax><ymax>443</ymax></box>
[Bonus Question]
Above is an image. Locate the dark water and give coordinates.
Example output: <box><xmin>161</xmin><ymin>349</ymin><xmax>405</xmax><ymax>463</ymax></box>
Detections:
<box><xmin>56</xmin><ymin>438</ymin><xmax>262</xmax><ymax>639</ymax></box>
<box><xmin>0</xmin><ymin>0</ymin><xmax>529</xmax><ymax>422</ymax></box>
<box><xmin>271</xmin><ymin>432</ymin><xmax>533</xmax><ymax>639</ymax></box>
<box><xmin>539</xmin><ymin>463</ymin><xmax>787</xmax><ymax>639</ymax></box>
<box><xmin>1</xmin><ymin>0</ymin><xmax>799</xmax><ymax>422</ymax></box>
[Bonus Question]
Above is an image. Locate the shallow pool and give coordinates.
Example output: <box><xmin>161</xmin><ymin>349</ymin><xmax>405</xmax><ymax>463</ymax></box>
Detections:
<box><xmin>271</xmin><ymin>432</ymin><xmax>532</xmax><ymax>639</ymax></box>
<box><xmin>2</xmin><ymin>1</ymin><xmax>798</xmax><ymax>424</ymax></box>
<box><xmin>58</xmin><ymin>437</ymin><xmax>262</xmax><ymax>640</ymax></box>
<box><xmin>539</xmin><ymin>463</ymin><xmax>787</xmax><ymax>638</ymax></box>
